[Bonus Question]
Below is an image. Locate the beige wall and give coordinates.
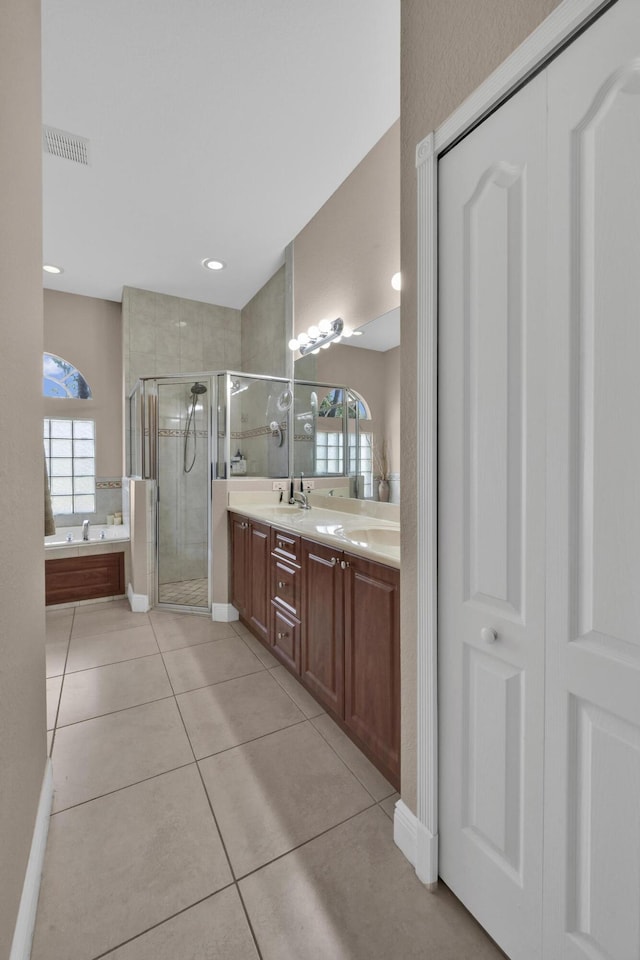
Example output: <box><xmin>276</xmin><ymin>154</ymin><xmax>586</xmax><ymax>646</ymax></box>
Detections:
<box><xmin>400</xmin><ymin>0</ymin><xmax>563</xmax><ymax>811</ymax></box>
<box><xmin>241</xmin><ymin>266</ymin><xmax>286</xmax><ymax>377</ymax></box>
<box><xmin>0</xmin><ymin>0</ymin><xmax>47</xmax><ymax>954</ymax></box>
<box><xmin>44</xmin><ymin>289</ymin><xmax>123</xmax><ymax>478</ymax></box>
<box><xmin>294</xmin><ymin>120</ymin><xmax>400</xmax><ymax>336</ymax></box>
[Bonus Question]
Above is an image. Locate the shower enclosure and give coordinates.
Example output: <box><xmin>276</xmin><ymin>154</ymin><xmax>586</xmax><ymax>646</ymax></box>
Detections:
<box><xmin>127</xmin><ymin>371</ymin><xmax>371</xmax><ymax>613</ymax></box>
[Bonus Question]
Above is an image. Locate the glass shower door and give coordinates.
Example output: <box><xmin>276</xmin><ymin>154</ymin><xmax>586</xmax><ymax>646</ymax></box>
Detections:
<box><xmin>156</xmin><ymin>378</ymin><xmax>211</xmax><ymax>609</ymax></box>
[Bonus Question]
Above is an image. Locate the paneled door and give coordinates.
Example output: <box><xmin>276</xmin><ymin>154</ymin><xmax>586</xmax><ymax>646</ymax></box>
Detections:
<box><xmin>544</xmin><ymin>1</ymin><xmax>640</xmax><ymax>956</ymax></box>
<box><xmin>438</xmin><ymin>69</ymin><xmax>548</xmax><ymax>960</ymax></box>
<box><xmin>438</xmin><ymin>1</ymin><xmax>640</xmax><ymax>958</ymax></box>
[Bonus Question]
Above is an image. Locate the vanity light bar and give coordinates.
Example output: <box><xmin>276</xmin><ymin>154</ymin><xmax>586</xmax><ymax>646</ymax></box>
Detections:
<box><xmin>289</xmin><ymin>317</ymin><xmax>345</xmax><ymax>356</ymax></box>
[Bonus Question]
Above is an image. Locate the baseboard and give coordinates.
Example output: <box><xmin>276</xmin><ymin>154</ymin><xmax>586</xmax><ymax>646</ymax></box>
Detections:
<box><xmin>127</xmin><ymin>583</ymin><xmax>150</xmax><ymax>613</ymax></box>
<box><xmin>9</xmin><ymin>758</ymin><xmax>53</xmax><ymax>960</ymax></box>
<box><xmin>394</xmin><ymin>801</ymin><xmax>439</xmax><ymax>889</ymax></box>
<box><xmin>394</xmin><ymin>799</ymin><xmax>418</xmax><ymax>867</ymax></box>
<box><xmin>212</xmin><ymin>603</ymin><xmax>239</xmax><ymax>622</ymax></box>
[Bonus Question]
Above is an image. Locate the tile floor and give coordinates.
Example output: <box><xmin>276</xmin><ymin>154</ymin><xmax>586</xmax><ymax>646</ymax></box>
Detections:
<box><xmin>36</xmin><ymin>599</ymin><xmax>505</xmax><ymax>960</ymax></box>
<box><xmin>158</xmin><ymin>577</ymin><xmax>209</xmax><ymax>606</ymax></box>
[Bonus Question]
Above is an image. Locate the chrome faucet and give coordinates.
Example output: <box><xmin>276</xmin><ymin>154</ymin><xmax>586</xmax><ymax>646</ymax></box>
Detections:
<box><xmin>82</xmin><ymin>519</ymin><xmax>90</xmax><ymax>541</ymax></box>
<box><xmin>292</xmin><ymin>491</ymin><xmax>311</xmax><ymax>510</ymax></box>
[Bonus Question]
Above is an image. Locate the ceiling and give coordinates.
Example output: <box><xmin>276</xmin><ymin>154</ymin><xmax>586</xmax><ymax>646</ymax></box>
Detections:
<box><xmin>41</xmin><ymin>0</ymin><xmax>400</xmax><ymax>309</ymax></box>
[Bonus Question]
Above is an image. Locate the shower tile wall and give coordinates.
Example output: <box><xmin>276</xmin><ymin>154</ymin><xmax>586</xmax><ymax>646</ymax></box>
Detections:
<box><xmin>122</xmin><ymin>287</ymin><xmax>242</xmax><ymax>395</ymax></box>
<box><xmin>240</xmin><ymin>265</ymin><xmax>287</xmax><ymax>378</ymax></box>
<box><xmin>157</xmin><ymin>387</ymin><xmax>208</xmax><ymax>589</ymax></box>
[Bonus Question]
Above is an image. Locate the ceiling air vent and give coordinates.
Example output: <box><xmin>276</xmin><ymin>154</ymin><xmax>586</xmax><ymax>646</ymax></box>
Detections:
<box><xmin>43</xmin><ymin>126</ymin><xmax>90</xmax><ymax>166</ymax></box>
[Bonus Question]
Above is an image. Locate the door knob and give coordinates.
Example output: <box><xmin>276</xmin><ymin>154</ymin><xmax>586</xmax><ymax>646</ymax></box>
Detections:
<box><xmin>480</xmin><ymin>627</ymin><xmax>497</xmax><ymax>644</ymax></box>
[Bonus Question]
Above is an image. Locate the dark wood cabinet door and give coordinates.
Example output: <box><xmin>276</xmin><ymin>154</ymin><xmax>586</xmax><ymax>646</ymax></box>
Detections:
<box><xmin>229</xmin><ymin>513</ymin><xmax>249</xmax><ymax>616</ymax></box>
<box><xmin>301</xmin><ymin>538</ymin><xmax>344</xmax><ymax>715</ymax></box>
<box><xmin>343</xmin><ymin>553</ymin><xmax>400</xmax><ymax>784</ymax></box>
<box><xmin>247</xmin><ymin>521</ymin><xmax>270</xmax><ymax>643</ymax></box>
<box><xmin>271</xmin><ymin>602</ymin><xmax>300</xmax><ymax>673</ymax></box>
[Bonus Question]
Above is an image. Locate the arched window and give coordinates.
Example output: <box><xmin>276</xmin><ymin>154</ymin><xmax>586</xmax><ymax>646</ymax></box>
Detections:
<box><xmin>315</xmin><ymin>388</ymin><xmax>374</xmax><ymax>497</ymax></box>
<box><xmin>43</xmin><ymin>353</ymin><xmax>92</xmax><ymax>398</ymax></box>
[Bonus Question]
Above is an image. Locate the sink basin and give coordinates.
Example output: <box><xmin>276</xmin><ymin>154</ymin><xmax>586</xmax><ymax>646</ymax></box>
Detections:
<box><xmin>344</xmin><ymin>527</ymin><xmax>400</xmax><ymax>550</ymax></box>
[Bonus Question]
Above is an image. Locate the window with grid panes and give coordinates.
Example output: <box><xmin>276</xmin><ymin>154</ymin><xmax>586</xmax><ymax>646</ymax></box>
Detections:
<box><xmin>43</xmin><ymin>419</ymin><xmax>96</xmax><ymax>514</ymax></box>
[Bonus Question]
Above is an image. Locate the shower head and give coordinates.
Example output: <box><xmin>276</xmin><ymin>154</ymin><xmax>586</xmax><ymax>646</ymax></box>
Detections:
<box><xmin>190</xmin><ymin>382</ymin><xmax>207</xmax><ymax>395</ymax></box>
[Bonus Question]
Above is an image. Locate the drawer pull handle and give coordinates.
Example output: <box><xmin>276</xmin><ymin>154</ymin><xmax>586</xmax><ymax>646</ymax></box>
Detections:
<box><xmin>277</xmin><ymin>631</ymin><xmax>288</xmax><ymax>640</ymax></box>
<box><xmin>277</xmin><ymin>580</ymin><xmax>287</xmax><ymax>589</ymax></box>
<box><xmin>340</xmin><ymin>560</ymin><xmax>350</xmax><ymax>570</ymax></box>
<box><xmin>277</xmin><ymin>541</ymin><xmax>286</xmax><ymax>549</ymax></box>
<box><xmin>330</xmin><ymin>557</ymin><xmax>338</xmax><ymax>566</ymax></box>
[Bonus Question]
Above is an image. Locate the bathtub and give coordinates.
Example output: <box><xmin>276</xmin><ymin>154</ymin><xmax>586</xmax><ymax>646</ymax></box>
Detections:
<box><xmin>45</xmin><ymin>524</ymin><xmax>130</xmax><ymax>606</ymax></box>
<box><xmin>45</xmin><ymin>524</ymin><xmax>130</xmax><ymax>550</ymax></box>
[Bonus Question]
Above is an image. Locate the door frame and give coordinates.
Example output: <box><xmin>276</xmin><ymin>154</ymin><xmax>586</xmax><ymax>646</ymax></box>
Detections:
<box><xmin>400</xmin><ymin>0</ymin><xmax>617</xmax><ymax>886</ymax></box>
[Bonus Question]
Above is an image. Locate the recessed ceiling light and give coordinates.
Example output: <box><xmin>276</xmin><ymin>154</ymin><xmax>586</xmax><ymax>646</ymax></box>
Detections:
<box><xmin>391</xmin><ymin>272</ymin><xmax>401</xmax><ymax>291</ymax></box>
<box><xmin>43</xmin><ymin>264</ymin><xmax>64</xmax><ymax>275</ymax></box>
<box><xmin>202</xmin><ymin>258</ymin><xmax>226</xmax><ymax>271</ymax></box>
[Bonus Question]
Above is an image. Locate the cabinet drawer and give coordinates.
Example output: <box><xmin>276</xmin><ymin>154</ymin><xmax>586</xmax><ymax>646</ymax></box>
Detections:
<box><xmin>271</xmin><ymin>556</ymin><xmax>300</xmax><ymax>617</ymax></box>
<box><xmin>272</xmin><ymin>528</ymin><xmax>300</xmax><ymax>564</ymax></box>
<box><xmin>271</xmin><ymin>602</ymin><xmax>300</xmax><ymax>673</ymax></box>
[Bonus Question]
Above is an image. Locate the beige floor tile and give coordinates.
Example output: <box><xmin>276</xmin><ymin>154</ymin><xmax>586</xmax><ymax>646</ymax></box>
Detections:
<box><xmin>177</xmin><ymin>671</ymin><xmax>305</xmax><ymax>759</ymax></box>
<box><xmin>152</xmin><ymin>614</ymin><xmax>238</xmax><ymax>652</ymax></box>
<box><xmin>57</xmin><ymin>654</ymin><xmax>173</xmax><ymax>726</ymax></box>
<box><xmin>71</xmin><ymin>604</ymin><xmax>148</xmax><ymax>639</ymax></box>
<box><xmin>269</xmin><ymin>665</ymin><xmax>325</xmax><ymax>719</ymax></box>
<box><xmin>379</xmin><ymin>792</ymin><xmax>400</xmax><ymax>820</ymax></box>
<box><xmin>66</xmin><ymin>623</ymin><xmax>159</xmax><ymax>672</ymax></box>
<box><xmin>45</xmin><ymin>612</ymin><xmax>73</xmax><ymax>643</ymax></box>
<box><xmin>45</xmin><ymin>638</ymin><xmax>69</xmax><ymax>678</ymax></box>
<box><xmin>199</xmin><ymin>722</ymin><xmax>373</xmax><ymax>877</ymax></box>
<box><xmin>240</xmin><ymin>806</ymin><xmax>504</xmax><ymax>960</ymax></box>
<box><xmin>163</xmin><ymin>637</ymin><xmax>264</xmax><ymax>694</ymax></box>
<box><xmin>51</xmin><ymin>698</ymin><xmax>193</xmax><ymax>811</ymax></box>
<box><xmin>46</xmin><ymin>676</ymin><xmax>62</xmax><ymax>730</ymax></box>
<box><xmin>102</xmin><ymin>887</ymin><xmax>259</xmax><ymax>960</ymax></box>
<box><xmin>31</xmin><ymin>766</ymin><xmax>232</xmax><ymax>960</ymax></box>
<box><xmin>74</xmin><ymin>597</ymin><xmax>132</xmax><ymax>615</ymax></box>
<box><xmin>235</xmin><ymin>625</ymin><xmax>280</xmax><ymax>668</ymax></box>
<box><xmin>311</xmin><ymin>714</ymin><xmax>395</xmax><ymax>801</ymax></box>
<box><xmin>46</xmin><ymin>606</ymin><xmax>75</xmax><ymax>620</ymax></box>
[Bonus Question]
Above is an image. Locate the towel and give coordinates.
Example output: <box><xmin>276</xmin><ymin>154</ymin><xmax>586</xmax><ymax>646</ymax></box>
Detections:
<box><xmin>44</xmin><ymin>454</ymin><xmax>56</xmax><ymax>536</ymax></box>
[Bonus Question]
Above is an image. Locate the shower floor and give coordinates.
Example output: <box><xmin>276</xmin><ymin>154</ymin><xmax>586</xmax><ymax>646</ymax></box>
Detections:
<box><xmin>158</xmin><ymin>578</ymin><xmax>209</xmax><ymax>607</ymax></box>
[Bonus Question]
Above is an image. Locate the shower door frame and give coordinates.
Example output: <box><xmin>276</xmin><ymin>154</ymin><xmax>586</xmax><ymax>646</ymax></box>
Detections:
<box><xmin>152</xmin><ymin>374</ymin><xmax>213</xmax><ymax>615</ymax></box>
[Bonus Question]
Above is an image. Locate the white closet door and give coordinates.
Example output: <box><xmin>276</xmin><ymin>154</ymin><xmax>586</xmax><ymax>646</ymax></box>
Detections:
<box><xmin>438</xmin><ymin>71</ymin><xmax>547</xmax><ymax>960</ymax></box>
<box><xmin>544</xmin><ymin>1</ymin><xmax>640</xmax><ymax>957</ymax></box>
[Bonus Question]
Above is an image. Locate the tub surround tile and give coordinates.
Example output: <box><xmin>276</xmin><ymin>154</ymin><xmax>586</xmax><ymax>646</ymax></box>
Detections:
<box><xmin>101</xmin><ymin>887</ymin><xmax>259</xmax><ymax>960</ymax></box>
<box><xmin>311</xmin><ymin>714</ymin><xmax>395</xmax><ymax>802</ymax></box>
<box><xmin>51</xmin><ymin>698</ymin><xmax>194</xmax><ymax>812</ymax></box>
<box><xmin>46</xmin><ymin>676</ymin><xmax>63</xmax><ymax>730</ymax></box>
<box><xmin>57</xmin><ymin>655</ymin><xmax>173</xmax><ymax>726</ymax></box>
<box><xmin>177</xmin><ymin>670</ymin><xmax>305</xmax><ymax>760</ymax></box>
<box><xmin>31</xmin><ymin>765</ymin><xmax>232</xmax><ymax>960</ymax></box>
<box><xmin>269</xmin><ymin>665</ymin><xmax>326</xmax><ymax>719</ymax></box>
<box><xmin>66</xmin><ymin>623</ymin><xmax>159</xmax><ymax>673</ymax></box>
<box><xmin>162</xmin><ymin>637</ymin><xmax>263</xmax><ymax>694</ymax></box>
<box><xmin>239</xmin><ymin>806</ymin><xmax>504</xmax><ymax>960</ymax></box>
<box><xmin>152</xmin><ymin>613</ymin><xmax>237</xmax><ymax>651</ymax></box>
<box><xmin>199</xmin><ymin>722</ymin><xmax>373</xmax><ymax>877</ymax></box>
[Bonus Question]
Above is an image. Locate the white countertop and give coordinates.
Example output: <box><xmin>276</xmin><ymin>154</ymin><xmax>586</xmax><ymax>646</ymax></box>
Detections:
<box><xmin>227</xmin><ymin>495</ymin><xmax>400</xmax><ymax>569</ymax></box>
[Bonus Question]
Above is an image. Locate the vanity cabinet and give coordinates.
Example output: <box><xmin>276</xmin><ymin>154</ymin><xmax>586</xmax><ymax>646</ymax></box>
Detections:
<box><xmin>229</xmin><ymin>511</ymin><xmax>400</xmax><ymax>787</ymax></box>
<box><xmin>229</xmin><ymin>513</ymin><xmax>270</xmax><ymax>644</ymax></box>
<box><xmin>300</xmin><ymin>538</ymin><xmax>345</xmax><ymax>715</ymax></box>
<box><xmin>271</xmin><ymin>528</ymin><xmax>302</xmax><ymax>671</ymax></box>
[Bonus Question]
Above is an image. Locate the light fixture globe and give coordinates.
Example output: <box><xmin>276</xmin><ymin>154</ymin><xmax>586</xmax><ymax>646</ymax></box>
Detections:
<box><xmin>391</xmin><ymin>271</ymin><xmax>401</xmax><ymax>291</ymax></box>
<box><xmin>288</xmin><ymin>338</ymin><xmax>300</xmax><ymax>352</ymax></box>
<box><xmin>318</xmin><ymin>318</ymin><xmax>331</xmax><ymax>334</ymax></box>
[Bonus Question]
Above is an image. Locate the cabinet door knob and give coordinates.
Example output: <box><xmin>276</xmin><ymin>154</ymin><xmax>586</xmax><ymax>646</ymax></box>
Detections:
<box><xmin>340</xmin><ymin>559</ymin><xmax>350</xmax><ymax>570</ymax></box>
<box><xmin>277</xmin><ymin>580</ymin><xmax>287</xmax><ymax>589</ymax></box>
<box><xmin>480</xmin><ymin>627</ymin><xmax>497</xmax><ymax>644</ymax></box>
<box><xmin>277</xmin><ymin>631</ymin><xmax>288</xmax><ymax>640</ymax></box>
